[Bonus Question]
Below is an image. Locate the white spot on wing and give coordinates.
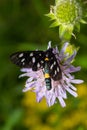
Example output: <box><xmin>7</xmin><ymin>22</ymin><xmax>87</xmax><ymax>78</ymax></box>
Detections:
<box><xmin>50</xmin><ymin>64</ymin><xmax>54</xmax><ymax>70</ymax></box>
<box><xmin>32</xmin><ymin>57</ymin><xmax>35</xmax><ymax>63</ymax></box>
<box><xmin>19</xmin><ymin>53</ymin><xmax>23</xmax><ymax>58</ymax></box>
<box><xmin>54</xmin><ymin>61</ymin><xmax>56</xmax><ymax>65</ymax></box>
<box><xmin>51</xmin><ymin>57</ymin><xmax>53</xmax><ymax>60</ymax></box>
<box><xmin>37</xmin><ymin>63</ymin><xmax>40</xmax><ymax>68</ymax></box>
<box><xmin>39</xmin><ymin>53</ymin><xmax>42</xmax><ymax>56</ymax></box>
<box><xmin>55</xmin><ymin>70</ymin><xmax>57</xmax><ymax>75</ymax></box>
<box><xmin>41</xmin><ymin>60</ymin><xmax>44</xmax><ymax>63</ymax></box>
<box><xmin>21</xmin><ymin>58</ymin><xmax>25</xmax><ymax>62</ymax></box>
<box><xmin>53</xmin><ymin>74</ymin><xmax>55</xmax><ymax>77</ymax></box>
<box><xmin>22</xmin><ymin>62</ymin><xmax>25</xmax><ymax>65</ymax></box>
<box><xmin>30</xmin><ymin>52</ymin><xmax>33</xmax><ymax>57</ymax></box>
<box><xmin>46</xmin><ymin>54</ymin><xmax>48</xmax><ymax>57</ymax></box>
<box><xmin>57</xmin><ymin>67</ymin><xmax>59</xmax><ymax>72</ymax></box>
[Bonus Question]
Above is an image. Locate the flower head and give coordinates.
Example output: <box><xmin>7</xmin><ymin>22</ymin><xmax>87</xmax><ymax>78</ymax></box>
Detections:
<box><xmin>46</xmin><ymin>0</ymin><xmax>87</xmax><ymax>41</ymax></box>
<box><xmin>19</xmin><ymin>42</ymin><xmax>83</xmax><ymax>107</ymax></box>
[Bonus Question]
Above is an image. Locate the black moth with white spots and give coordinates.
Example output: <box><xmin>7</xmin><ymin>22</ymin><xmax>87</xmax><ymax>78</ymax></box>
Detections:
<box><xmin>10</xmin><ymin>48</ymin><xmax>62</xmax><ymax>81</ymax></box>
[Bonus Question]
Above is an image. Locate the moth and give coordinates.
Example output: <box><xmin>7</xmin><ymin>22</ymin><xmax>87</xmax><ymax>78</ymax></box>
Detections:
<box><xmin>10</xmin><ymin>48</ymin><xmax>62</xmax><ymax>90</ymax></box>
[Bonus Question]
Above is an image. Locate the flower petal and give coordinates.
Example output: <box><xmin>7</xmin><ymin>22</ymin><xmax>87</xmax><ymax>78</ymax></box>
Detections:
<box><xmin>70</xmin><ymin>79</ymin><xmax>84</xmax><ymax>84</ymax></box>
<box><xmin>36</xmin><ymin>91</ymin><xmax>44</xmax><ymax>102</ymax></box>
<box><xmin>66</xmin><ymin>87</ymin><xmax>78</xmax><ymax>97</ymax></box>
<box><xmin>65</xmin><ymin>50</ymin><xmax>77</xmax><ymax>64</ymax></box>
<box><xmin>58</xmin><ymin>96</ymin><xmax>66</xmax><ymax>107</ymax></box>
<box><xmin>60</xmin><ymin>42</ymin><xmax>69</xmax><ymax>55</ymax></box>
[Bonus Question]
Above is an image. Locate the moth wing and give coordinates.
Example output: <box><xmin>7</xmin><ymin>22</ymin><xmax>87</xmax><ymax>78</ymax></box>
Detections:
<box><xmin>10</xmin><ymin>51</ymin><xmax>45</xmax><ymax>71</ymax></box>
<box><xmin>49</xmin><ymin>55</ymin><xmax>62</xmax><ymax>80</ymax></box>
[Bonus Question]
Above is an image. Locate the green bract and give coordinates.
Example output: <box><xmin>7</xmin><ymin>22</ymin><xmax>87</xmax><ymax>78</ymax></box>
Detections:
<box><xmin>46</xmin><ymin>0</ymin><xmax>86</xmax><ymax>41</ymax></box>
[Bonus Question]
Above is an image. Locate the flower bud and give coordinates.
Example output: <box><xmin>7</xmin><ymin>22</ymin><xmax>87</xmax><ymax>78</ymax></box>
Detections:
<box><xmin>46</xmin><ymin>0</ymin><xmax>86</xmax><ymax>41</ymax></box>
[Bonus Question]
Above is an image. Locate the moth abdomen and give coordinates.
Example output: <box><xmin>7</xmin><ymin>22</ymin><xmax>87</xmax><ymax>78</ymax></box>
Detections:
<box><xmin>45</xmin><ymin>78</ymin><xmax>52</xmax><ymax>90</ymax></box>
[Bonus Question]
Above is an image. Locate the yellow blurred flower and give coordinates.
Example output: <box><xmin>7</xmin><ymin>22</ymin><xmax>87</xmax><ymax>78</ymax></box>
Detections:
<box><xmin>77</xmin><ymin>84</ymin><xmax>87</xmax><ymax>97</ymax></box>
<box><xmin>22</xmin><ymin>83</ymin><xmax>87</xmax><ymax>130</ymax></box>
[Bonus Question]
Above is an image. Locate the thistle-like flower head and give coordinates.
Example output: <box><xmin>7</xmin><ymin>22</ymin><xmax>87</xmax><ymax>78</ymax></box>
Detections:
<box><xmin>19</xmin><ymin>42</ymin><xmax>83</xmax><ymax>107</ymax></box>
<box><xmin>46</xmin><ymin>0</ymin><xmax>87</xmax><ymax>41</ymax></box>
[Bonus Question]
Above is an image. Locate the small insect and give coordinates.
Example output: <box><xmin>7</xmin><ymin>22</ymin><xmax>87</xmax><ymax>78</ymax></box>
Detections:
<box><xmin>10</xmin><ymin>47</ymin><xmax>62</xmax><ymax>90</ymax></box>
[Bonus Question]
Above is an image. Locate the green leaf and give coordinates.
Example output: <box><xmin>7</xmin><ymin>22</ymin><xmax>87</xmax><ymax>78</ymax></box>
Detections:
<box><xmin>45</xmin><ymin>13</ymin><xmax>56</xmax><ymax>20</ymax></box>
<box><xmin>80</xmin><ymin>19</ymin><xmax>87</xmax><ymax>24</ymax></box>
<box><xmin>50</xmin><ymin>21</ymin><xmax>60</xmax><ymax>28</ymax></box>
<box><xmin>75</xmin><ymin>23</ymin><xmax>80</xmax><ymax>32</ymax></box>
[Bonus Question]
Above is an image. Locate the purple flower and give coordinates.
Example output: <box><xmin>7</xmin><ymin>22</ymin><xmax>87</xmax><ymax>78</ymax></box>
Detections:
<box><xmin>19</xmin><ymin>42</ymin><xmax>83</xmax><ymax>107</ymax></box>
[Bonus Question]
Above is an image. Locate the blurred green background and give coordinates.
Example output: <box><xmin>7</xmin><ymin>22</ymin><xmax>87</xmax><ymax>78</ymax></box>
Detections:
<box><xmin>0</xmin><ymin>0</ymin><xmax>87</xmax><ymax>130</ymax></box>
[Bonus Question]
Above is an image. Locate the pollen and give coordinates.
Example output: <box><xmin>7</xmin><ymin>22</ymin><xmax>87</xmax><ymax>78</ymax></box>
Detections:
<box><xmin>44</xmin><ymin>73</ymin><xmax>50</xmax><ymax>78</ymax></box>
